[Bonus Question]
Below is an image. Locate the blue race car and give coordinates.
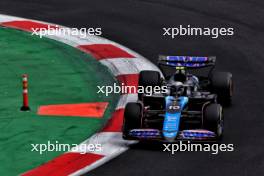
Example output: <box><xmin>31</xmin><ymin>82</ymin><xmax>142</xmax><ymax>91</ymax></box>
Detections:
<box><xmin>122</xmin><ymin>55</ymin><xmax>233</xmax><ymax>142</ymax></box>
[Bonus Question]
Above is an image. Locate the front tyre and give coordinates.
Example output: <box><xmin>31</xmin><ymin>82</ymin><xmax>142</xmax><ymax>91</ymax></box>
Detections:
<box><xmin>122</xmin><ymin>103</ymin><xmax>142</xmax><ymax>139</ymax></box>
<box><xmin>203</xmin><ymin>103</ymin><xmax>223</xmax><ymax>139</ymax></box>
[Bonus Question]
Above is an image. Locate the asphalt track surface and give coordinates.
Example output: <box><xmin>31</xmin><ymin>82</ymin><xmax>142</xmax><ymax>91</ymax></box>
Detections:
<box><xmin>0</xmin><ymin>0</ymin><xmax>263</xmax><ymax>176</ymax></box>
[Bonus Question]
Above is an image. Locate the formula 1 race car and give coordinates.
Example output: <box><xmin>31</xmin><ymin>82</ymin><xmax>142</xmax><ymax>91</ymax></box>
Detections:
<box><xmin>122</xmin><ymin>56</ymin><xmax>233</xmax><ymax>142</ymax></box>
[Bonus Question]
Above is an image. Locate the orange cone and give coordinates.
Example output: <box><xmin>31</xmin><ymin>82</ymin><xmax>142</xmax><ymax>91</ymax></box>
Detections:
<box><xmin>20</xmin><ymin>74</ymin><xmax>30</xmax><ymax>111</ymax></box>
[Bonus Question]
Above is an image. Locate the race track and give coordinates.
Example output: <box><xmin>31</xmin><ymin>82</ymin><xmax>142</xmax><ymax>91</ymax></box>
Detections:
<box><xmin>0</xmin><ymin>0</ymin><xmax>263</xmax><ymax>175</ymax></box>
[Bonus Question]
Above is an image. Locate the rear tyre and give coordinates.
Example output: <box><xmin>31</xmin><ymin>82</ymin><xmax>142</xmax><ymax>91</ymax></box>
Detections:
<box><xmin>210</xmin><ymin>72</ymin><xmax>233</xmax><ymax>105</ymax></box>
<box><xmin>203</xmin><ymin>103</ymin><xmax>223</xmax><ymax>139</ymax></box>
<box><xmin>138</xmin><ymin>70</ymin><xmax>161</xmax><ymax>100</ymax></box>
<box><xmin>122</xmin><ymin>103</ymin><xmax>142</xmax><ymax>139</ymax></box>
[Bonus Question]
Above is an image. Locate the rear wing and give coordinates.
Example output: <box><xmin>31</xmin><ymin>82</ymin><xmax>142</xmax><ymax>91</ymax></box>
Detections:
<box><xmin>158</xmin><ymin>55</ymin><xmax>216</xmax><ymax>68</ymax></box>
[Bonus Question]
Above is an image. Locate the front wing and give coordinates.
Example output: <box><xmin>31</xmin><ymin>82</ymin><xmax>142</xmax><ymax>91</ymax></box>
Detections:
<box><xmin>127</xmin><ymin>129</ymin><xmax>216</xmax><ymax>141</ymax></box>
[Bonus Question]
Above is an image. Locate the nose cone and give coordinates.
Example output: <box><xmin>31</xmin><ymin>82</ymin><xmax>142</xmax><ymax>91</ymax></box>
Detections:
<box><xmin>163</xmin><ymin>131</ymin><xmax>178</xmax><ymax>142</ymax></box>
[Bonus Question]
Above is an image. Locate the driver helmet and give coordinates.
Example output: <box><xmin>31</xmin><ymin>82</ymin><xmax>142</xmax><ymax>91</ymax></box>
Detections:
<box><xmin>170</xmin><ymin>81</ymin><xmax>184</xmax><ymax>96</ymax></box>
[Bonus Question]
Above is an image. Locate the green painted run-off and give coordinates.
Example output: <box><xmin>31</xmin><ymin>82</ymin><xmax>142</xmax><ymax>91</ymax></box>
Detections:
<box><xmin>0</xmin><ymin>27</ymin><xmax>119</xmax><ymax>176</ymax></box>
